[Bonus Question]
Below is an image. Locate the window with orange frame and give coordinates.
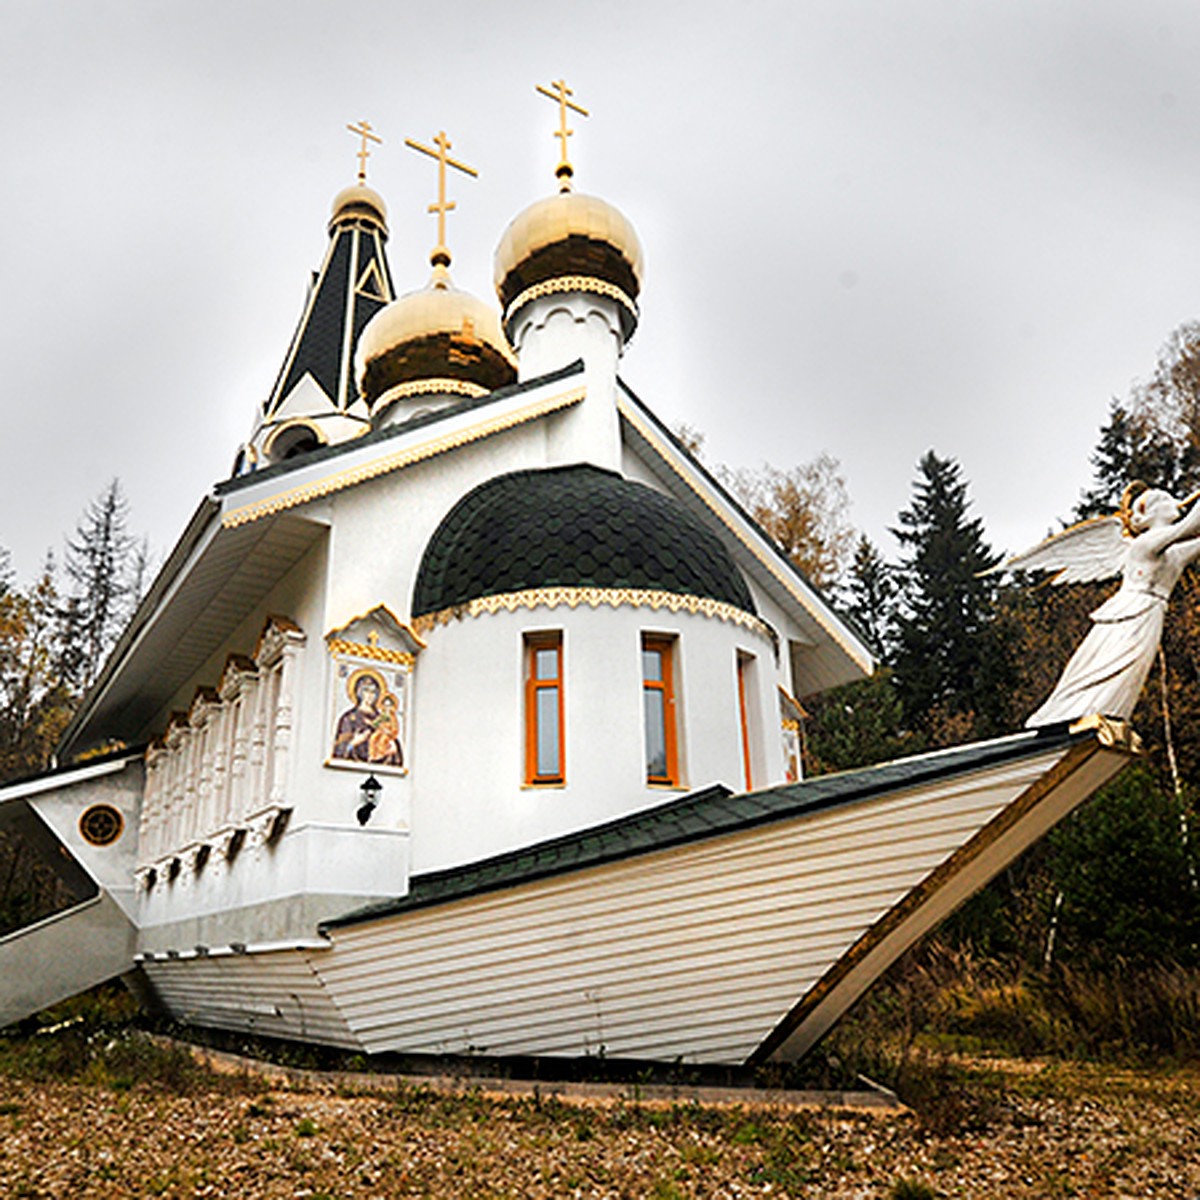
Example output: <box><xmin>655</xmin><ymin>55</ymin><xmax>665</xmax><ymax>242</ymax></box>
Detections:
<box><xmin>524</xmin><ymin>632</ymin><xmax>565</xmax><ymax>785</ymax></box>
<box><xmin>737</xmin><ymin>652</ymin><xmax>754</xmax><ymax>792</ymax></box>
<box><xmin>642</xmin><ymin>634</ymin><xmax>679</xmax><ymax>785</ymax></box>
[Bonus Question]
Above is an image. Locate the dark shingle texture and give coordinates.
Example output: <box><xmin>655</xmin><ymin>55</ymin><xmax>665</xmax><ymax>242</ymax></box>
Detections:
<box><xmin>411</xmin><ymin>464</ymin><xmax>756</xmax><ymax>617</ymax></box>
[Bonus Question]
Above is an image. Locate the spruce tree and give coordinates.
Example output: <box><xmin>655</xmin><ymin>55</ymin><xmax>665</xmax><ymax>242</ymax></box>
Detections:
<box><xmin>891</xmin><ymin>451</ymin><xmax>1013</xmax><ymax>739</ymax></box>
<box><xmin>841</xmin><ymin>534</ymin><xmax>895</xmax><ymax>659</ymax></box>
<box><xmin>61</xmin><ymin>479</ymin><xmax>137</xmax><ymax>690</ymax></box>
<box><xmin>1075</xmin><ymin>401</ymin><xmax>1193</xmax><ymax>519</ymax></box>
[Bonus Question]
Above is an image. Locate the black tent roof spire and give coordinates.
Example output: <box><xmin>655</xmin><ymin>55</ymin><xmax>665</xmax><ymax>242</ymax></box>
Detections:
<box><xmin>239</xmin><ymin>124</ymin><xmax>397</xmax><ymax>471</ymax></box>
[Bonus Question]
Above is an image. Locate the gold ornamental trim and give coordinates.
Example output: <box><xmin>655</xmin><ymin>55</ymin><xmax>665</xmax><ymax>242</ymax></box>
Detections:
<box><xmin>617</xmin><ymin>398</ymin><xmax>873</xmax><ymax>675</ymax></box>
<box><xmin>412</xmin><ymin>586</ymin><xmax>774</xmax><ymax>641</ymax></box>
<box><xmin>505</xmin><ymin>276</ymin><xmax>638</xmax><ymax>325</ymax></box>
<box><xmin>378</xmin><ymin>378</ymin><xmax>489</xmax><ymax>405</ymax></box>
<box><xmin>223</xmin><ymin>387</ymin><xmax>586</xmax><ymax>528</ymax></box>
<box><xmin>327</xmin><ymin>638</ymin><xmax>415</xmax><ymax>667</ymax></box>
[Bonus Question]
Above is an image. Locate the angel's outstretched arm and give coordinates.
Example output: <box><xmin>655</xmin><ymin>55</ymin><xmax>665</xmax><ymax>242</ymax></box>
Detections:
<box><xmin>1168</xmin><ymin>535</ymin><xmax>1200</xmax><ymax>568</ymax></box>
<box><xmin>1142</xmin><ymin>498</ymin><xmax>1200</xmax><ymax>554</ymax></box>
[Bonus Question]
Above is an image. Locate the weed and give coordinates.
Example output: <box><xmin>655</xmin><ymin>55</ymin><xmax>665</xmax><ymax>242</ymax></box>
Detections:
<box><xmin>649</xmin><ymin>1178</ymin><xmax>686</xmax><ymax>1200</ymax></box>
<box><xmin>294</xmin><ymin>1117</ymin><xmax>318</xmax><ymax>1137</ymax></box>
<box><xmin>729</xmin><ymin>1118</ymin><xmax>769</xmax><ymax>1145</ymax></box>
<box><xmin>890</xmin><ymin>1179</ymin><xmax>939</xmax><ymax>1200</ymax></box>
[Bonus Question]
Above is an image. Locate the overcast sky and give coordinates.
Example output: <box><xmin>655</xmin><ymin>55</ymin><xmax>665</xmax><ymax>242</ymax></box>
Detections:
<box><xmin>2</xmin><ymin>1</ymin><xmax>1199</xmax><ymax>586</ymax></box>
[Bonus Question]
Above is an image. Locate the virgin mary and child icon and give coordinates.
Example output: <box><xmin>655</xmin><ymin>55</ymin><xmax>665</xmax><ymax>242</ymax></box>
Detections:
<box><xmin>331</xmin><ymin>667</ymin><xmax>404</xmax><ymax>767</ymax></box>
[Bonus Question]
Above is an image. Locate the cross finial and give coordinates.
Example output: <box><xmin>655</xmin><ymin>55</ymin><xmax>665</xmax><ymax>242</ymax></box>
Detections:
<box><xmin>404</xmin><ymin>130</ymin><xmax>478</xmax><ymax>273</ymax></box>
<box><xmin>535</xmin><ymin>79</ymin><xmax>589</xmax><ymax>192</ymax></box>
<box><xmin>346</xmin><ymin>120</ymin><xmax>383</xmax><ymax>185</ymax></box>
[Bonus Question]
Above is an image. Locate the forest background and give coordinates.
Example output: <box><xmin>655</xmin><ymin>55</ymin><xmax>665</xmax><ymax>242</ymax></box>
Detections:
<box><xmin>3</xmin><ymin>321</ymin><xmax>1200</xmax><ymax>1069</ymax></box>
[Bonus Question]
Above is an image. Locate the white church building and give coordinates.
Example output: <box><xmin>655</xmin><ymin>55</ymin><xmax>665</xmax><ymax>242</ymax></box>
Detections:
<box><xmin>0</xmin><ymin>100</ymin><xmax>1133</xmax><ymax>1066</ymax></box>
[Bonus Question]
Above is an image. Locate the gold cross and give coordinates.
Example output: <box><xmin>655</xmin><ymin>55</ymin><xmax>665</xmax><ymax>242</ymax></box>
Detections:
<box><xmin>405</xmin><ymin>130</ymin><xmax>478</xmax><ymax>269</ymax></box>
<box><xmin>536</xmin><ymin>79</ymin><xmax>589</xmax><ymax>191</ymax></box>
<box><xmin>346</xmin><ymin>120</ymin><xmax>383</xmax><ymax>184</ymax></box>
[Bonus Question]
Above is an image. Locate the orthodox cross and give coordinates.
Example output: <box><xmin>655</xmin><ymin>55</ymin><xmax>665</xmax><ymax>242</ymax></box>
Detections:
<box><xmin>536</xmin><ymin>79</ymin><xmax>588</xmax><ymax>191</ymax></box>
<box><xmin>346</xmin><ymin>120</ymin><xmax>382</xmax><ymax>184</ymax></box>
<box><xmin>405</xmin><ymin>130</ymin><xmax>478</xmax><ymax>269</ymax></box>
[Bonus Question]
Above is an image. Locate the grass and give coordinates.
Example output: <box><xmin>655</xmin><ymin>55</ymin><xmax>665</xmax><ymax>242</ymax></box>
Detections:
<box><xmin>6</xmin><ymin>952</ymin><xmax>1200</xmax><ymax>1144</ymax></box>
<box><xmin>0</xmin><ymin>982</ymin><xmax>263</xmax><ymax>1097</ymax></box>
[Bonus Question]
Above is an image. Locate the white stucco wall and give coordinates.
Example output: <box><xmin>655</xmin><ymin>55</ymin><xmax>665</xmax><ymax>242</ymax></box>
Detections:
<box><xmin>407</xmin><ymin>603</ymin><xmax>779</xmax><ymax>873</ymax></box>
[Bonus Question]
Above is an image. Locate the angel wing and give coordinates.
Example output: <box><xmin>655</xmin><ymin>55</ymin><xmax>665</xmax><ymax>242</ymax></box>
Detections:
<box><xmin>988</xmin><ymin>515</ymin><xmax>1127</xmax><ymax>585</ymax></box>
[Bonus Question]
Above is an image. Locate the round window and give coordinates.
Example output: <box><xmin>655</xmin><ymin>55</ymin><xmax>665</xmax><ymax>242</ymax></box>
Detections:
<box><xmin>79</xmin><ymin>804</ymin><xmax>124</xmax><ymax>847</ymax></box>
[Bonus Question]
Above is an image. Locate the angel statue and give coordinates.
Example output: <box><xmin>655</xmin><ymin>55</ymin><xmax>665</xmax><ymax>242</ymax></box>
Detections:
<box><xmin>995</xmin><ymin>482</ymin><xmax>1200</xmax><ymax>728</ymax></box>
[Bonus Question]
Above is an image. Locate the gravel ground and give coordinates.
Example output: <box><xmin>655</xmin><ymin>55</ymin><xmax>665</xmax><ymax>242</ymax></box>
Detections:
<box><xmin>0</xmin><ymin>1058</ymin><xmax>1198</xmax><ymax>1197</ymax></box>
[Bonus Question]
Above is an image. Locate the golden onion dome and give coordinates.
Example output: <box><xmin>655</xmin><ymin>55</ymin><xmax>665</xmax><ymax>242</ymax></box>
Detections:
<box><xmin>355</xmin><ymin>266</ymin><xmax>517</xmax><ymax>411</ymax></box>
<box><xmin>493</xmin><ymin>191</ymin><xmax>644</xmax><ymax>339</ymax></box>
<box><xmin>329</xmin><ymin>183</ymin><xmax>388</xmax><ymax>234</ymax></box>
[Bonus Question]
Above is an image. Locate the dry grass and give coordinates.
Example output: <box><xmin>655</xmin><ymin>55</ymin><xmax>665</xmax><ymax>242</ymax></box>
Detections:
<box><xmin>1</xmin><ymin>1029</ymin><xmax>1199</xmax><ymax>1198</ymax></box>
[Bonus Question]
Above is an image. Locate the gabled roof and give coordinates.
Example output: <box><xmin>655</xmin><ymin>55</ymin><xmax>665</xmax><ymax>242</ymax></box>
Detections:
<box><xmin>322</xmin><ymin>726</ymin><xmax>1081</xmax><ymax>931</ymax></box>
<box><xmin>616</xmin><ymin>382</ymin><xmax>873</xmax><ymax>691</ymax></box>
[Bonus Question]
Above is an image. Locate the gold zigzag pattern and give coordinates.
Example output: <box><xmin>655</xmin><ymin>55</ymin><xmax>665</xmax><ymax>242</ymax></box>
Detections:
<box><xmin>223</xmin><ymin>387</ymin><xmax>586</xmax><ymax>528</ymax></box>
<box><xmin>326</xmin><ymin>638</ymin><xmax>415</xmax><ymax>667</ymax></box>
<box><xmin>505</xmin><ymin>275</ymin><xmax>638</xmax><ymax>323</ymax></box>
<box><xmin>411</xmin><ymin>586</ymin><xmax>774</xmax><ymax>641</ymax></box>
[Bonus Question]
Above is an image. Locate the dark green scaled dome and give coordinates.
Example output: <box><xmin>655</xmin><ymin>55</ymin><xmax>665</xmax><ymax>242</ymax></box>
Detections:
<box><xmin>413</xmin><ymin>464</ymin><xmax>755</xmax><ymax>617</ymax></box>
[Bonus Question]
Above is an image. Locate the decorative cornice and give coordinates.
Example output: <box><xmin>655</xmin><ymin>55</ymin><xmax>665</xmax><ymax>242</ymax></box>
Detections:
<box><xmin>255</xmin><ymin>613</ymin><xmax>307</xmax><ymax>666</ymax></box>
<box><xmin>327</xmin><ymin>638</ymin><xmax>415</xmax><ymax>667</ymax></box>
<box><xmin>325</xmin><ymin>604</ymin><xmax>426</xmax><ymax>646</ymax></box>
<box><xmin>412</xmin><ymin>585</ymin><xmax>775</xmax><ymax>643</ymax></box>
<box><xmin>617</xmin><ymin>397</ymin><xmax>872</xmax><ymax>675</ymax></box>
<box><xmin>377</xmin><ymin>378</ymin><xmax>489</xmax><ymax>406</ymax></box>
<box><xmin>505</xmin><ymin>275</ymin><xmax>638</xmax><ymax>326</ymax></box>
<box><xmin>223</xmin><ymin>386</ymin><xmax>586</xmax><ymax>528</ymax></box>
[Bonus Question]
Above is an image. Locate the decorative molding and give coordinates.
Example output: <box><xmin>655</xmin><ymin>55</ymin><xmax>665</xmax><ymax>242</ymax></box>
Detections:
<box><xmin>326</xmin><ymin>639</ymin><xmax>415</xmax><ymax>667</ymax></box>
<box><xmin>376</xmin><ymin>378</ymin><xmax>488</xmax><ymax>405</ymax></box>
<box><xmin>505</xmin><ymin>275</ymin><xmax>638</xmax><ymax>325</ymax></box>
<box><xmin>412</xmin><ymin>585</ymin><xmax>775</xmax><ymax>643</ymax></box>
<box><xmin>325</xmin><ymin>604</ymin><xmax>425</xmax><ymax>661</ymax></box>
<box><xmin>246</xmin><ymin>805</ymin><xmax>292</xmax><ymax>848</ymax></box>
<box><xmin>256</xmin><ymin>613</ymin><xmax>307</xmax><ymax>667</ymax></box>
<box><xmin>223</xmin><ymin>387</ymin><xmax>586</xmax><ymax>528</ymax></box>
<box><xmin>79</xmin><ymin>804</ymin><xmax>123</xmax><ymax>847</ymax></box>
<box><xmin>139</xmin><ymin>615</ymin><xmax>305</xmax><ymax>869</ymax></box>
<box><xmin>617</xmin><ymin>397</ymin><xmax>873</xmax><ymax>675</ymax></box>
